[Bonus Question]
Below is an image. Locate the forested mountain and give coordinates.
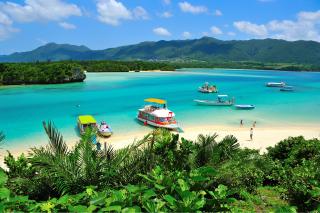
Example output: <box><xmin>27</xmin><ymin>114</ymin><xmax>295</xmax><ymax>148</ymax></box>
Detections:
<box><xmin>1</xmin><ymin>37</ymin><xmax>320</xmax><ymax>65</ymax></box>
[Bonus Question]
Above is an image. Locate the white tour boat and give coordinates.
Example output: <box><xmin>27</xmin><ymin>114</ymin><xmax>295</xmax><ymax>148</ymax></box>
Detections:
<box><xmin>137</xmin><ymin>98</ymin><xmax>179</xmax><ymax>130</ymax></box>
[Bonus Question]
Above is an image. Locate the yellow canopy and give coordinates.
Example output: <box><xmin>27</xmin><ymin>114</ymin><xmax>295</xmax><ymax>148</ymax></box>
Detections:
<box><xmin>144</xmin><ymin>98</ymin><xmax>166</xmax><ymax>104</ymax></box>
<box><xmin>78</xmin><ymin>115</ymin><xmax>97</xmax><ymax>125</ymax></box>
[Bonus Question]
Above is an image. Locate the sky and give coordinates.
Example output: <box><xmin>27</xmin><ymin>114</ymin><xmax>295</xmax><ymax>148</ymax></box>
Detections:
<box><xmin>0</xmin><ymin>0</ymin><xmax>319</xmax><ymax>54</ymax></box>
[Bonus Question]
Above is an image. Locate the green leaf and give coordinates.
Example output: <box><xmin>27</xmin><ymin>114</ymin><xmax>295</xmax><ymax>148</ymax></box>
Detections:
<box><xmin>155</xmin><ymin>184</ymin><xmax>165</xmax><ymax>190</ymax></box>
<box><xmin>0</xmin><ymin>170</ymin><xmax>8</xmax><ymax>186</ymax></box>
<box><xmin>68</xmin><ymin>205</ymin><xmax>88</xmax><ymax>212</ymax></box>
<box><xmin>126</xmin><ymin>185</ymin><xmax>140</xmax><ymax>193</ymax></box>
<box><xmin>121</xmin><ymin>206</ymin><xmax>141</xmax><ymax>213</ymax></box>
<box><xmin>102</xmin><ymin>205</ymin><xmax>122</xmax><ymax>212</ymax></box>
<box><xmin>164</xmin><ymin>195</ymin><xmax>177</xmax><ymax>206</ymax></box>
<box><xmin>178</xmin><ymin>179</ymin><xmax>190</xmax><ymax>191</ymax></box>
<box><xmin>198</xmin><ymin>167</ymin><xmax>217</xmax><ymax>176</ymax></box>
<box><xmin>142</xmin><ymin>189</ymin><xmax>156</xmax><ymax>200</ymax></box>
<box><xmin>0</xmin><ymin>187</ymin><xmax>10</xmax><ymax>199</ymax></box>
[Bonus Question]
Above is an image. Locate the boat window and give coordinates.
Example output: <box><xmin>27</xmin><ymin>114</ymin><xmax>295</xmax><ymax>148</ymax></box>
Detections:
<box><xmin>159</xmin><ymin>117</ymin><xmax>166</xmax><ymax>122</ymax></box>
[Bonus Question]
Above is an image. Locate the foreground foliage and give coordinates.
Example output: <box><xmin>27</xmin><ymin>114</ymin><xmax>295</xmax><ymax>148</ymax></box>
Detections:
<box><xmin>1</xmin><ymin>124</ymin><xmax>319</xmax><ymax>212</ymax></box>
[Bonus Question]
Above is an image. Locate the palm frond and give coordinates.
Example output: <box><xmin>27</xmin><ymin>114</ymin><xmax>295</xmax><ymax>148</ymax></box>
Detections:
<box><xmin>42</xmin><ymin>121</ymin><xmax>68</xmax><ymax>156</ymax></box>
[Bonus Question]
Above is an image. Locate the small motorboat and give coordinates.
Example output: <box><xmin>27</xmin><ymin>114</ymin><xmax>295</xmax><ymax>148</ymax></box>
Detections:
<box><xmin>235</xmin><ymin>104</ymin><xmax>255</xmax><ymax>110</ymax></box>
<box><xmin>198</xmin><ymin>82</ymin><xmax>218</xmax><ymax>93</ymax></box>
<box><xmin>194</xmin><ymin>95</ymin><xmax>234</xmax><ymax>106</ymax></box>
<box><xmin>98</xmin><ymin>121</ymin><xmax>113</xmax><ymax>137</ymax></box>
<box><xmin>266</xmin><ymin>82</ymin><xmax>286</xmax><ymax>87</ymax></box>
<box><xmin>280</xmin><ymin>86</ymin><xmax>294</xmax><ymax>92</ymax></box>
<box><xmin>77</xmin><ymin>115</ymin><xmax>98</xmax><ymax>135</ymax></box>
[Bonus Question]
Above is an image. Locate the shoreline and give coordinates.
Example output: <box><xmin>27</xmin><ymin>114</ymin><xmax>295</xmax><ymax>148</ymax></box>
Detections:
<box><xmin>1</xmin><ymin>124</ymin><xmax>319</xmax><ymax>167</ymax></box>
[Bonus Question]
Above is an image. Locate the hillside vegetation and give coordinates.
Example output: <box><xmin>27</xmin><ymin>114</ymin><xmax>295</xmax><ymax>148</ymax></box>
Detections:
<box><xmin>1</xmin><ymin>37</ymin><xmax>320</xmax><ymax>67</ymax></box>
<box><xmin>0</xmin><ymin>125</ymin><xmax>319</xmax><ymax>212</ymax></box>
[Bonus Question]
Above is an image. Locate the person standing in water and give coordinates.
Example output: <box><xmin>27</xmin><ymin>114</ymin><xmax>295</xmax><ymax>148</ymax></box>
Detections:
<box><xmin>253</xmin><ymin>121</ymin><xmax>256</xmax><ymax>128</ymax></box>
<box><xmin>250</xmin><ymin>128</ymin><xmax>253</xmax><ymax>140</ymax></box>
<box><xmin>240</xmin><ymin>119</ymin><xmax>243</xmax><ymax>127</ymax></box>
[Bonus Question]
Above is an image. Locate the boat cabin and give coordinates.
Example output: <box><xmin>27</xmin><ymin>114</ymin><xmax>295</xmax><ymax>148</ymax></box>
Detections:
<box><xmin>78</xmin><ymin>115</ymin><xmax>97</xmax><ymax>135</ymax></box>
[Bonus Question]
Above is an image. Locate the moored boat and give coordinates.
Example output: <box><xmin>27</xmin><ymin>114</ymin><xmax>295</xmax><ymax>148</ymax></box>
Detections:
<box><xmin>280</xmin><ymin>86</ymin><xmax>294</xmax><ymax>92</ymax></box>
<box><xmin>137</xmin><ymin>98</ymin><xmax>179</xmax><ymax>130</ymax></box>
<box><xmin>198</xmin><ymin>82</ymin><xmax>218</xmax><ymax>93</ymax></box>
<box><xmin>235</xmin><ymin>104</ymin><xmax>255</xmax><ymax>110</ymax></box>
<box><xmin>98</xmin><ymin>121</ymin><xmax>113</xmax><ymax>137</ymax></box>
<box><xmin>194</xmin><ymin>95</ymin><xmax>234</xmax><ymax>106</ymax></box>
<box><xmin>266</xmin><ymin>82</ymin><xmax>286</xmax><ymax>87</ymax></box>
<box><xmin>77</xmin><ymin>115</ymin><xmax>98</xmax><ymax>135</ymax></box>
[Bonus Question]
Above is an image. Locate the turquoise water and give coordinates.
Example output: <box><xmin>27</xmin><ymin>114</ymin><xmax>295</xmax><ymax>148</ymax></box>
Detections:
<box><xmin>0</xmin><ymin>69</ymin><xmax>320</xmax><ymax>148</ymax></box>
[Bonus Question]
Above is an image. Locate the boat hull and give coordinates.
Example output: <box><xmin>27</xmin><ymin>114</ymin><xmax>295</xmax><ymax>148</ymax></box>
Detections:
<box><xmin>235</xmin><ymin>105</ymin><xmax>255</xmax><ymax>110</ymax></box>
<box><xmin>266</xmin><ymin>82</ymin><xmax>285</xmax><ymax>87</ymax></box>
<box><xmin>137</xmin><ymin>117</ymin><xmax>179</xmax><ymax>129</ymax></box>
<box><xmin>98</xmin><ymin>129</ymin><xmax>113</xmax><ymax>137</ymax></box>
<box><xmin>198</xmin><ymin>89</ymin><xmax>217</xmax><ymax>93</ymax></box>
<box><xmin>194</xmin><ymin>99</ymin><xmax>233</xmax><ymax>106</ymax></box>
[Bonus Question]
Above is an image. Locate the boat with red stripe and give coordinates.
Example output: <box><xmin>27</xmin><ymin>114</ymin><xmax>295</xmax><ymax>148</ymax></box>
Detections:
<box><xmin>137</xmin><ymin>98</ymin><xmax>180</xmax><ymax>130</ymax></box>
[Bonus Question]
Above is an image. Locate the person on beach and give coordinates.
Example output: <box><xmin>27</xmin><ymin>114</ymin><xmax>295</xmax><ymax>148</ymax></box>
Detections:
<box><xmin>253</xmin><ymin>121</ymin><xmax>256</xmax><ymax>128</ymax></box>
<box><xmin>240</xmin><ymin>119</ymin><xmax>243</xmax><ymax>126</ymax></box>
<box><xmin>96</xmin><ymin>142</ymin><xmax>101</xmax><ymax>151</ymax></box>
<box><xmin>250</xmin><ymin>128</ymin><xmax>253</xmax><ymax>140</ymax></box>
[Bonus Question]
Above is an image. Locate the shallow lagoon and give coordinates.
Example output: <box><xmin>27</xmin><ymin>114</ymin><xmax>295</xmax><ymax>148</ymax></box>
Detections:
<box><xmin>0</xmin><ymin>69</ymin><xmax>319</xmax><ymax>148</ymax></box>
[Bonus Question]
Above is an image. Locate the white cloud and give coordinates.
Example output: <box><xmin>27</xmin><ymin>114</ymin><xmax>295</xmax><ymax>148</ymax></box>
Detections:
<box><xmin>163</xmin><ymin>0</ymin><xmax>171</xmax><ymax>5</ymax></box>
<box><xmin>202</xmin><ymin>32</ymin><xmax>209</xmax><ymax>36</ymax></box>
<box><xmin>0</xmin><ymin>11</ymin><xmax>12</xmax><ymax>25</ymax></box>
<box><xmin>97</xmin><ymin>0</ymin><xmax>132</xmax><ymax>26</ymax></box>
<box><xmin>210</xmin><ymin>26</ymin><xmax>223</xmax><ymax>35</ymax></box>
<box><xmin>234</xmin><ymin>10</ymin><xmax>320</xmax><ymax>41</ymax></box>
<box><xmin>182</xmin><ymin>31</ymin><xmax>191</xmax><ymax>38</ymax></box>
<box><xmin>214</xmin><ymin>9</ymin><xmax>222</xmax><ymax>16</ymax></box>
<box><xmin>160</xmin><ymin>11</ymin><xmax>173</xmax><ymax>18</ymax></box>
<box><xmin>227</xmin><ymin>32</ymin><xmax>236</xmax><ymax>36</ymax></box>
<box><xmin>233</xmin><ymin>21</ymin><xmax>268</xmax><ymax>37</ymax></box>
<box><xmin>133</xmin><ymin>6</ymin><xmax>149</xmax><ymax>20</ymax></box>
<box><xmin>0</xmin><ymin>25</ymin><xmax>18</xmax><ymax>41</ymax></box>
<box><xmin>178</xmin><ymin>1</ymin><xmax>207</xmax><ymax>14</ymax></box>
<box><xmin>0</xmin><ymin>0</ymin><xmax>82</xmax><ymax>23</ymax></box>
<box><xmin>59</xmin><ymin>22</ymin><xmax>76</xmax><ymax>30</ymax></box>
<box><xmin>153</xmin><ymin>27</ymin><xmax>171</xmax><ymax>36</ymax></box>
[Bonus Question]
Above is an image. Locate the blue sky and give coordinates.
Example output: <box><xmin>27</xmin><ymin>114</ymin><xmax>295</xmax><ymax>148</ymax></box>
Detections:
<box><xmin>0</xmin><ymin>0</ymin><xmax>319</xmax><ymax>54</ymax></box>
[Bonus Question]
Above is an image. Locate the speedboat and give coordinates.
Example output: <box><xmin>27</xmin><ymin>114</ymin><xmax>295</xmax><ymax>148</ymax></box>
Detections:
<box><xmin>137</xmin><ymin>98</ymin><xmax>180</xmax><ymax>130</ymax></box>
<box><xmin>280</xmin><ymin>86</ymin><xmax>294</xmax><ymax>92</ymax></box>
<box><xmin>198</xmin><ymin>82</ymin><xmax>218</xmax><ymax>93</ymax></box>
<box><xmin>77</xmin><ymin>115</ymin><xmax>98</xmax><ymax>135</ymax></box>
<box><xmin>98</xmin><ymin>121</ymin><xmax>113</xmax><ymax>137</ymax></box>
<box><xmin>194</xmin><ymin>95</ymin><xmax>234</xmax><ymax>106</ymax></box>
<box><xmin>235</xmin><ymin>104</ymin><xmax>255</xmax><ymax>110</ymax></box>
<box><xmin>266</xmin><ymin>82</ymin><xmax>286</xmax><ymax>87</ymax></box>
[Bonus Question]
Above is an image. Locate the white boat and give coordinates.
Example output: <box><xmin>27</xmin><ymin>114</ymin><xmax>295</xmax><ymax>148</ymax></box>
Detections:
<box><xmin>280</xmin><ymin>86</ymin><xmax>294</xmax><ymax>92</ymax></box>
<box><xmin>194</xmin><ymin>95</ymin><xmax>234</xmax><ymax>106</ymax></box>
<box><xmin>235</xmin><ymin>104</ymin><xmax>255</xmax><ymax>110</ymax></box>
<box><xmin>137</xmin><ymin>98</ymin><xmax>180</xmax><ymax>130</ymax></box>
<box><xmin>266</xmin><ymin>82</ymin><xmax>286</xmax><ymax>87</ymax></box>
<box><xmin>198</xmin><ymin>82</ymin><xmax>218</xmax><ymax>93</ymax></box>
<box><xmin>98</xmin><ymin>121</ymin><xmax>113</xmax><ymax>137</ymax></box>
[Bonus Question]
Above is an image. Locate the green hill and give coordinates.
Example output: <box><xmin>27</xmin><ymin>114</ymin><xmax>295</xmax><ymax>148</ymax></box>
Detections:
<box><xmin>1</xmin><ymin>37</ymin><xmax>320</xmax><ymax>65</ymax></box>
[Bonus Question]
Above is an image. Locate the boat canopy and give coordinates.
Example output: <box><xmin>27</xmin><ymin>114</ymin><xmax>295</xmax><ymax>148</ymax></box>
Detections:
<box><xmin>78</xmin><ymin>115</ymin><xmax>97</xmax><ymax>125</ymax></box>
<box><xmin>218</xmin><ymin>95</ymin><xmax>228</xmax><ymax>98</ymax></box>
<box><xmin>144</xmin><ymin>98</ymin><xmax>167</xmax><ymax>105</ymax></box>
